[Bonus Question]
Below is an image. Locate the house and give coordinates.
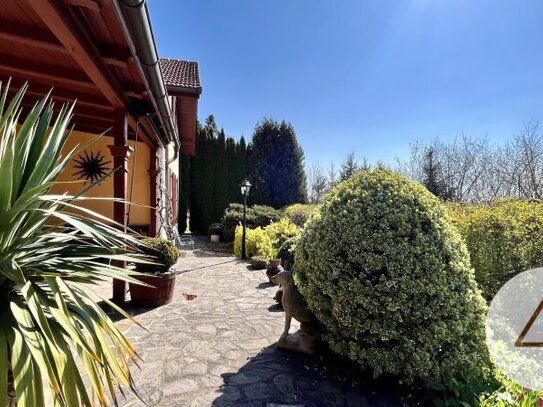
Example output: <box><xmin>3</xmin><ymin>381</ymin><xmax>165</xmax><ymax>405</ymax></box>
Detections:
<box><xmin>0</xmin><ymin>0</ymin><xmax>202</xmax><ymax>302</ymax></box>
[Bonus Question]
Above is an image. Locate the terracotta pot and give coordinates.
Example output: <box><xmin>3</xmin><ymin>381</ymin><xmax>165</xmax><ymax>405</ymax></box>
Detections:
<box><xmin>129</xmin><ymin>270</ymin><xmax>176</xmax><ymax>307</ymax></box>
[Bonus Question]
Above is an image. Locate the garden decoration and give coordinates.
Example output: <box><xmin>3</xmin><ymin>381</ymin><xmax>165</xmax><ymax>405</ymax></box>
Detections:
<box><xmin>266</xmin><ymin>258</ymin><xmax>283</xmax><ymax>284</ymax></box>
<box><xmin>271</xmin><ymin>269</ymin><xmax>320</xmax><ymax>355</ymax></box>
<box><xmin>129</xmin><ymin>237</ymin><xmax>180</xmax><ymax>307</ymax></box>
<box><xmin>72</xmin><ymin>149</ymin><xmax>111</xmax><ymax>183</ymax></box>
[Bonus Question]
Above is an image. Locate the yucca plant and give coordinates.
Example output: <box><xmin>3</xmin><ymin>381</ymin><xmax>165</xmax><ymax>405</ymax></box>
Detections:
<box><xmin>0</xmin><ymin>81</ymin><xmax>150</xmax><ymax>406</ymax></box>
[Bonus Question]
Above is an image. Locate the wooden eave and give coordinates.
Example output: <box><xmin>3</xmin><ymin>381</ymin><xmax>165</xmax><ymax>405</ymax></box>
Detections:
<box><xmin>0</xmin><ymin>0</ymin><xmax>166</xmax><ymax>146</ymax></box>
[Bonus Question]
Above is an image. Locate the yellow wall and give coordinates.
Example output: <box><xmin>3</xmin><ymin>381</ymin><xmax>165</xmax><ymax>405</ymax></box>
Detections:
<box><xmin>51</xmin><ymin>130</ymin><xmax>151</xmax><ymax>226</ymax></box>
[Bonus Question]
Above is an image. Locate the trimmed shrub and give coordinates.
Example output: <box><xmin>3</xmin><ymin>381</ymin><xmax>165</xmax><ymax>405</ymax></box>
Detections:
<box><xmin>234</xmin><ymin>225</ymin><xmax>274</xmax><ymax>259</ymax></box>
<box><xmin>136</xmin><ymin>238</ymin><xmax>180</xmax><ymax>274</ymax></box>
<box><xmin>251</xmin><ymin>256</ymin><xmax>268</xmax><ymax>270</ymax></box>
<box><xmin>264</xmin><ymin>218</ymin><xmax>300</xmax><ymax>255</ymax></box>
<box><xmin>222</xmin><ymin>203</ymin><xmax>281</xmax><ymax>241</ymax></box>
<box><xmin>295</xmin><ymin>169</ymin><xmax>490</xmax><ymax>384</ymax></box>
<box><xmin>446</xmin><ymin>199</ymin><xmax>543</xmax><ymax>300</ymax></box>
<box><xmin>277</xmin><ymin>237</ymin><xmax>298</xmax><ymax>271</ymax></box>
<box><xmin>283</xmin><ymin>203</ymin><xmax>319</xmax><ymax>227</ymax></box>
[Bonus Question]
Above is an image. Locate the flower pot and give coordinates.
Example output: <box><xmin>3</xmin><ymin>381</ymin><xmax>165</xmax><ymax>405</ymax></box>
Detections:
<box><xmin>129</xmin><ymin>270</ymin><xmax>176</xmax><ymax>307</ymax></box>
<box><xmin>210</xmin><ymin>234</ymin><xmax>220</xmax><ymax>243</ymax></box>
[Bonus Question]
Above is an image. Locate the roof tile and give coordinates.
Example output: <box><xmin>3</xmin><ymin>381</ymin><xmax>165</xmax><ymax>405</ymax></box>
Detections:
<box><xmin>159</xmin><ymin>58</ymin><xmax>202</xmax><ymax>92</ymax></box>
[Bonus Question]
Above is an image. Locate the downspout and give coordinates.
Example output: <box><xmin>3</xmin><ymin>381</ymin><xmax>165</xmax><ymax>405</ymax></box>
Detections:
<box><xmin>117</xmin><ymin>0</ymin><xmax>180</xmax><ymax>164</ymax></box>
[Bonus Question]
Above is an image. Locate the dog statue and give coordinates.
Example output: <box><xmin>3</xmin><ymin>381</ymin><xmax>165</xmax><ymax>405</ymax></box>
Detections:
<box><xmin>271</xmin><ymin>269</ymin><xmax>320</xmax><ymax>355</ymax></box>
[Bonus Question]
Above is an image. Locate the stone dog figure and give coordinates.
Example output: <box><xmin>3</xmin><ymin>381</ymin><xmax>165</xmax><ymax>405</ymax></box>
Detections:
<box><xmin>270</xmin><ymin>269</ymin><xmax>320</xmax><ymax>355</ymax></box>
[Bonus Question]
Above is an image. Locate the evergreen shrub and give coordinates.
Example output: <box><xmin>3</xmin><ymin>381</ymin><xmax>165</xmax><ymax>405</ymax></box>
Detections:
<box><xmin>277</xmin><ymin>237</ymin><xmax>298</xmax><ymax>271</ymax></box>
<box><xmin>264</xmin><ymin>218</ymin><xmax>300</xmax><ymax>253</ymax></box>
<box><xmin>283</xmin><ymin>203</ymin><xmax>319</xmax><ymax>227</ymax></box>
<box><xmin>446</xmin><ymin>199</ymin><xmax>543</xmax><ymax>300</ymax></box>
<box><xmin>222</xmin><ymin>203</ymin><xmax>281</xmax><ymax>241</ymax></box>
<box><xmin>233</xmin><ymin>225</ymin><xmax>274</xmax><ymax>259</ymax></box>
<box><xmin>295</xmin><ymin>169</ymin><xmax>490</xmax><ymax>384</ymax></box>
<box><xmin>136</xmin><ymin>238</ymin><xmax>180</xmax><ymax>274</ymax></box>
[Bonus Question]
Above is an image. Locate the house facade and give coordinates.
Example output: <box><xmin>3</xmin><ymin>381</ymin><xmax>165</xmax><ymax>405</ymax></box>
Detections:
<box><xmin>0</xmin><ymin>0</ymin><xmax>201</xmax><ymax>301</ymax></box>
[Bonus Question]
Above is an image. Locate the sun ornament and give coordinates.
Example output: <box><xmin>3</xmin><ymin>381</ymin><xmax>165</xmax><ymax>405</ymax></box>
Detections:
<box><xmin>73</xmin><ymin>150</ymin><xmax>111</xmax><ymax>183</ymax></box>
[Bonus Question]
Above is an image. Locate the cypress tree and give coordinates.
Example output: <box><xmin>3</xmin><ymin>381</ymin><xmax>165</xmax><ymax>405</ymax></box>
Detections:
<box><xmin>248</xmin><ymin>118</ymin><xmax>307</xmax><ymax>208</ymax></box>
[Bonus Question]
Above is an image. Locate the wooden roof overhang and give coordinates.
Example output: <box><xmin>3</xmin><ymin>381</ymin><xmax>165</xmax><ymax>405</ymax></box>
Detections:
<box><xmin>0</xmin><ymin>0</ymin><xmax>174</xmax><ymax>148</ymax></box>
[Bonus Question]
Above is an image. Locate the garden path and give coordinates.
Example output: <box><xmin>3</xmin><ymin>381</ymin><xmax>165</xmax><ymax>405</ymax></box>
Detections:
<box><xmin>101</xmin><ymin>237</ymin><xmax>405</xmax><ymax>407</ymax></box>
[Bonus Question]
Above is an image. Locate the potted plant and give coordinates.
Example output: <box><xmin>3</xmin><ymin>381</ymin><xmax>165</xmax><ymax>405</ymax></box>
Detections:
<box><xmin>208</xmin><ymin>222</ymin><xmax>223</xmax><ymax>243</ymax></box>
<box><xmin>0</xmin><ymin>83</ymin><xmax>148</xmax><ymax>405</ymax></box>
<box><xmin>129</xmin><ymin>237</ymin><xmax>180</xmax><ymax>307</ymax></box>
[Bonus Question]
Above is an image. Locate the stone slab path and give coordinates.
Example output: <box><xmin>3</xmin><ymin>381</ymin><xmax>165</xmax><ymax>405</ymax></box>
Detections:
<box><xmin>100</xmin><ymin>237</ymin><xmax>405</xmax><ymax>407</ymax></box>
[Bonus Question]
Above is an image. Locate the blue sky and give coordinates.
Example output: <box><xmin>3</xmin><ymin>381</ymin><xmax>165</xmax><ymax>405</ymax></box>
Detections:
<box><xmin>149</xmin><ymin>0</ymin><xmax>543</xmax><ymax>167</ymax></box>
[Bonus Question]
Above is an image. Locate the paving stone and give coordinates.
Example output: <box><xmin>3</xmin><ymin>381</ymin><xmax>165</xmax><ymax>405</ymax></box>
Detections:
<box><xmin>91</xmin><ymin>236</ymin><xmax>404</xmax><ymax>406</ymax></box>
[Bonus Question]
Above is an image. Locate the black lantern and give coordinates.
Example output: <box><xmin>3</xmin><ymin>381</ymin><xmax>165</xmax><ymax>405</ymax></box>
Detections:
<box><xmin>239</xmin><ymin>179</ymin><xmax>251</xmax><ymax>259</ymax></box>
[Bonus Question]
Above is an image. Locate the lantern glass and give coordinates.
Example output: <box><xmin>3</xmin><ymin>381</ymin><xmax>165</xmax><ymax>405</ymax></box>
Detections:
<box><xmin>240</xmin><ymin>179</ymin><xmax>251</xmax><ymax>196</ymax></box>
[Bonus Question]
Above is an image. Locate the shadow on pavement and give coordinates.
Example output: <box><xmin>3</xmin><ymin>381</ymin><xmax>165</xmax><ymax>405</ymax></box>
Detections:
<box><xmin>212</xmin><ymin>345</ymin><xmax>406</xmax><ymax>407</ymax></box>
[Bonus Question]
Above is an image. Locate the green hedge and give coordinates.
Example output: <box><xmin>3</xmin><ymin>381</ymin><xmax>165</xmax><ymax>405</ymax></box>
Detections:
<box><xmin>446</xmin><ymin>199</ymin><xmax>543</xmax><ymax>300</ymax></box>
<box><xmin>233</xmin><ymin>218</ymin><xmax>299</xmax><ymax>260</ymax></box>
<box><xmin>221</xmin><ymin>203</ymin><xmax>281</xmax><ymax>241</ymax></box>
<box><xmin>283</xmin><ymin>203</ymin><xmax>319</xmax><ymax>227</ymax></box>
<box><xmin>295</xmin><ymin>169</ymin><xmax>490</xmax><ymax>384</ymax></box>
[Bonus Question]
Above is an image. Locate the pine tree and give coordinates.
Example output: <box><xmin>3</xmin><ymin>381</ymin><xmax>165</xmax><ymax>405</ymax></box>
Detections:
<box><xmin>339</xmin><ymin>151</ymin><xmax>360</xmax><ymax>181</ymax></box>
<box><xmin>248</xmin><ymin>118</ymin><xmax>308</xmax><ymax>208</ymax></box>
<box><xmin>422</xmin><ymin>148</ymin><xmax>453</xmax><ymax>200</ymax></box>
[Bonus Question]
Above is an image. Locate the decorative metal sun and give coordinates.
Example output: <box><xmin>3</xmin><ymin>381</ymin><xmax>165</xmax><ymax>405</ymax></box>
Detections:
<box><xmin>73</xmin><ymin>150</ymin><xmax>111</xmax><ymax>183</ymax></box>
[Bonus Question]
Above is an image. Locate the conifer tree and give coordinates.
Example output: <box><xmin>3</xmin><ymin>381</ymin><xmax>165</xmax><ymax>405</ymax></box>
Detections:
<box><xmin>248</xmin><ymin>118</ymin><xmax>308</xmax><ymax>207</ymax></box>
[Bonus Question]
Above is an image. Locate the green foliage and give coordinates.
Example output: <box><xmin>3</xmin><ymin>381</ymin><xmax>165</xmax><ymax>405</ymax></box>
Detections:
<box><xmin>188</xmin><ymin>116</ymin><xmax>248</xmax><ymax>234</ymax></box>
<box><xmin>277</xmin><ymin>237</ymin><xmax>298</xmax><ymax>271</ymax></box>
<box><xmin>0</xmin><ymin>83</ymin><xmax>149</xmax><ymax>405</ymax></box>
<box><xmin>221</xmin><ymin>203</ymin><xmax>281</xmax><ymax>241</ymax></box>
<box><xmin>135</xmin><ymin>238</ymin><xmax>180</xmax><ymax>274</ymax></box>
<box><xmin>233</xmin><ymin>218</ymin><xmax>299</xmax><ymax>260</ymax></box>
<box><xmin>446</xmin><ymin>199</ymin><xmax>543</xmax><ymax>300</ymax></box>
<box><xmin>251</xmin><ymin>256</ymin><xmax>269</xmax><ymax>270</ymax></box>
<box><xmin>478</xmin><ymin>371</ymin><xmax>543</xmax><ymax>407</ymax></box>
<box><xmin>283</xmin><ymin>203</ymin><xmax>319</xmax><ymax>227</ymax></box>
<box><xmin>264</xmin><ymin>218</ymin><xmax>300</xmax><ymax>254</ymax></box>
<box><xmin>295</xmin><ymin>169</ymin><xmax>490</xmax><ymax>384</ymax></box>
<box><xmin>233</xmin><ymin>225</ymin><xmax>275</xmax><ymax>259</ymax></box>
<box><xmin>427</xmin><ymin>370</ymin><xmax>500</xmax><ymax>407</ymax></box>
<box><xmin>248</xmin><ymin>118</ymin><xmax>308</xmax><ymax>207</ymax></box>
<box><xmin>422</xmin><ymin>148</ymin><xmax>454</xmax><ymax>200</ymax></box>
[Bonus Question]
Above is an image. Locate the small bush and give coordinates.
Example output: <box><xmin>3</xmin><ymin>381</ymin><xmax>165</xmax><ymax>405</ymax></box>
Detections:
<box><xmin>277</xmin><ymin>237</ymin><xmax>298</xmax><ymax>270</ymax></box>
<box><xmin>222</xmin><ymin>203</ymin><xmax>281</xmax><ymax>241</ymax></box>
<box><xmin>234</xmin><ymin>225</ymin><xmax>274</xmax><ymax>259</ymax></box>
<box><xmin>264</xmin><ymin>218</ymin><xmax>300</xmax><ymax>254</ymax></box>
<box><xmin>446</xmin><ymin>200</ymin><xmax>543</xmax><ymax>300</ymax></box>
<box><xmin>295</xmin><ymin>169</ymin><xmax>490</xmax><ymax>384</ymax></box>
<box><xmin>136</xmin><ymin>237</ymin><xmax>180</xmax><ymax>274</ymax></box>
<box><xmin>283</xmin><ymin>203</ymin><xmax>319</xmax><ymax>227</ymax></box>
<box><xmin>251</xmin><ymin>256</ymin><xmax>268</xmax><ymax>270</ymax></box>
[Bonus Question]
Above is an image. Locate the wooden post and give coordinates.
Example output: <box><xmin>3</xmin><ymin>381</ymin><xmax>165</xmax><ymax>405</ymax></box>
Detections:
<box><xmin>108</xmin><ymin>109</ymin><xmax>132</xmax><ymax>303</ymax></box>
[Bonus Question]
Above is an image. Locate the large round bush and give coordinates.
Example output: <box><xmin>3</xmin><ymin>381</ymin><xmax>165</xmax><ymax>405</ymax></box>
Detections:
<box><xmin>294</xmin><ymin>169</ymin><xmax>490</xmax><ymax>383</ymax></box>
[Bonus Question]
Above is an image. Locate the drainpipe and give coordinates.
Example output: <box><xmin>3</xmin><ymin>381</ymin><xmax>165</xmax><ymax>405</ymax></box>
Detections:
<box><xmin>117</xmin><ymin>0</ymin><xmax>180</xmax><ymax>165</ymax></box>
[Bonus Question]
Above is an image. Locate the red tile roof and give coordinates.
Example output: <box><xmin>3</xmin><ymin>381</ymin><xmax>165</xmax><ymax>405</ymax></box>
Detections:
<box><xmin>159</xmin><ymin>58</ymin><xmax>202</xmax><ymax>93</ymax></box>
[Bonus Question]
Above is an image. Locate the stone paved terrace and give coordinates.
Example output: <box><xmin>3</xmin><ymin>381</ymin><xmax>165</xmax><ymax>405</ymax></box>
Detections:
<box><xmin>96</xmin><ymin>237</ymin><xmax>407</xmax><ymax>407</ymax></box>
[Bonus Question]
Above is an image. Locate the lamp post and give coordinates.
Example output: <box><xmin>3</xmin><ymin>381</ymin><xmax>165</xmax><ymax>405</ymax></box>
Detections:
<box><xmin>240</xmin><ymin>179</ymin><xmax>251</xmax><ymax>260</ymax></box>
